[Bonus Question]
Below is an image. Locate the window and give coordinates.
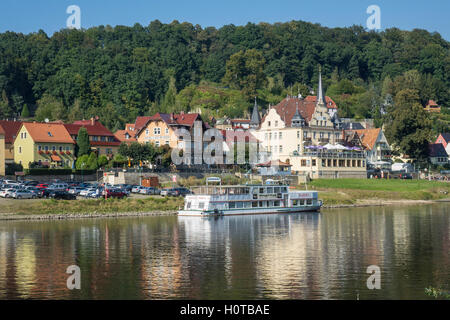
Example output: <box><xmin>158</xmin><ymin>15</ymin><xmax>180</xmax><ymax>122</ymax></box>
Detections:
<box><xmin>45</xmin><ymin>146</ymin><xmax>49</xmax><ymax>151</ymax></box>
<box><xmin>236</xmin><ymin>202</ymin><xmax>244</xmax><ymax>209</ymax></box>
<box><xmin>297</xmin><ymin>144</ymin><xmax>301</xmax><ymax>151</ymax></box>
<box><xmin>297</xmin><ymin>131</ymin><xmax>300</xmax><ymax>138</ymax></box>
<box><xmin>293</xmin><ymin>200</ymin><xmax>298</xmax><ymax>206</ymax></box>
<box><xmin>301</xmin><ymin>159</ymin><xmax>307</xmax><ymax>166</ymax></box>
<box><xmin>279</xmin><ymin>145</ymin><xmax>283</xmax><ymax>152</ymax></box>
<box><xmin>38</xmin><ymin>146</ymin><xmax>42</xmax><ymax>151</ymax></box>
<box><xmin>313</xmin><ymin>132</ymin><xmax>316</xmax><ymax>139</ymax></box>
<box><xmin>146</xmin><ymin>129</ymin><xmax>149</xmax><ymax>135</ymax></box>
<box><xmin>275</xmin><ymin>121</ymin><xmax>278</xmax><ymax>127</ymax></box>
<box><xmin>252</xmin><ymin>202</ymin><xmax>258</xmax><ymax>208</ymax></box>
<box><xmin>269</xmin><ymin>133</ymin><xmax>272</xmax><ymax>140</ymax></box>
<box><xmin>306</xmin><ymin>199</ymin><xmax>312</xmax><ymax>205</ymax></box>
<box><xmin>47</xmin><ymin>132</ymin><xmax>53</xmax><ymax>137</ymax></box>
<box><xmin>229</xmin><ymin>202</ymin><xmax>235</xmax><ymax>209</ymax></box>
<box><xmin>274</xmin><ymin>187</ymin><xmax>280</xmax><ymax>193</ymax></box>
<box><xmin>274</xmin><ymin>132</ymin><xmax>277</xmax><ymax>140</ymax></box>
<box><xmin>198</xmin><ymin>202</ymin><xmax>205</xmax><ymax>209</ymax></box>
<box><xmin>274</xmin><ymin>200</ymin><xmax>280</xmax><ymax>207</ymax></box>
<box><xmin>268</xmin><ymin>121</ymin><xmax>271</xmax><ymax>127</ymax></box>
<box><xmin>259</xmin><ymin>187</ymin><xmax>265</xmax><ymax>193</ymax></box>
<box><xmin>165</xmin><ymin>128</ymin><xmax>169</xmax><ymax>134</ymax></box>
<box><xmin>18</xmin><ymin>146</ymin><xmax>22</xmax><ymax>154</ymax></box>
<box><xmin>154</xmin><ymin>127</ymin><xmax>161</xmax><ymax>135</ymax></box>
<box><xmin>279</xmin><ymin>132</ymin><xmax>282</xmax><ymax>139</ymax></box>
<box><xmin>155</xmin><ymin>141</ymin><xmax>160</xmax><ymax>147</ymax></box>
<box><xmin>265</xmin><ymin>133</ymin><xmax>268</xmax><ymax>140</ymax></box>
<box><xmin>52</xmin><ymin>146</ymin><xmax>56</xmax><ymax>151</ymax></box>
<box><xmin>312</xmin><ymin>159</ymin><xmax>316</xmax><ymax>166</ymax></box>
<box><xmin>59</xmin><ymin>146</ymin><xmax>63</xmax><ymax>152</ymax></box>
<box><xmin>165</xmin><ymin>141</ymin><xmax>169</xmax><ymax>145</ymax></box>
<box><xmin>66</xmin><ymin>146</ymin><xmax>70</xmax><ymax>151</ymax></box>
<box><xmin>92</xmin><ymin>136</ymin><xmax>98</xmax><ymax>141</ymax></box>
<box><xmin>101</xmin><ymin>136</ymin><xmax>106</xmax><ymax>142</ymax></box>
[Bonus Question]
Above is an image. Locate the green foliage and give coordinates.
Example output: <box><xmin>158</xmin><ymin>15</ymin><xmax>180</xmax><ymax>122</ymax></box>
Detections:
<box><xmin>76</xmin><ymin>127</ymin><xmax>90</xmax><ymax>156</ymax></box>
<box><xmin>385</xmin><ymin>88</ymin><xmax>433</xmax><ymax>162</ymax></box>
<box><xmin>34</xmin><ymin>94</ymin><xmax>66</xmax><ymax>122</ymax></box>
<box><xmin>5</xmin><ymin>162</ymin><xmax>23</xmax><ymax>175</ymax></box>
<box><xmin>86</xmin><ymin>152</ymin><xmax>98</xmax><ymax>170</ymax></box>
<box><xmin>97</xmin><ymin>155</ymin><xmax>108</xmax><ymax>168</ymax></box>
<box><xmin>75</xmin><ymin>154</ymin><xmax>89</xmax><ymax>170</ymax></box>
<box><xmin>21</xmin><ymin>104</ymin><xmax>30</xmax><ymax>118</ymax></box>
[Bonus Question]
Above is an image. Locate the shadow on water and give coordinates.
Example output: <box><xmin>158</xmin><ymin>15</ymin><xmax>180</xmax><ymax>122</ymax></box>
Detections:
<box><xmin>0</xmin><ymin>204</ymin><xmax>448</xmax><ymax>300</ymax></box>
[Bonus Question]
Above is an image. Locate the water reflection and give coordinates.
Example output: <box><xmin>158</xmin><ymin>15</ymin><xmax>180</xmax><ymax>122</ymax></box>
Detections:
<box><xmin>0</xmin><ymin>204</ymin><xmax>448</xmax><ymax>300</ymax></box>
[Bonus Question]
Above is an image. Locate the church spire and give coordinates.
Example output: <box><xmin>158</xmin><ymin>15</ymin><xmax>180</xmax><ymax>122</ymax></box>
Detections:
<box><xmin>250</xmin><ymin>96</ymin><xmax>261</xmax><ymax>128</ymax></box>
<box><xmin>317</xmin><ymin>66</ymin><xmax>326</xmax><ymax>106</ymax></box>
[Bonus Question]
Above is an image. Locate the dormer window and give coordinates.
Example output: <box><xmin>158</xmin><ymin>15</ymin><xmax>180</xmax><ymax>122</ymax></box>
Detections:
<box><xmin>47</xmin><ymin>132</ymin><xmax>53</xmax><ymax>137</ymax></box>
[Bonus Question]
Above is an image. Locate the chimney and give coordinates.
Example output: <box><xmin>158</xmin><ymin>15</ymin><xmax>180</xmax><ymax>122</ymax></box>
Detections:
<box><xmin>91</xmin><ymin>117</ymin><xmax>95</xmax><ymax>126</ymax></box>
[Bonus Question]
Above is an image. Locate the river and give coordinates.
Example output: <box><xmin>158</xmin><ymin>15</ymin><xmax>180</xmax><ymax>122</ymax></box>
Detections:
<box><xmin>0</xmin><ymin>203</ymin><xmax>448</xmax><ymax>299</ymax></box>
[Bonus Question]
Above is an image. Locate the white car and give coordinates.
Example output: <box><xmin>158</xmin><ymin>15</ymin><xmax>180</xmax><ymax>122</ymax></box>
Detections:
<box><xmin>131</xmin><ymin>186</ymin><xmax>146</xmax><ymax>193</ymax></box>
<box><xmin>0</xmin><ymin>188</ymin><xmax>16</xmax><ymax>198</ymax></box>
<box><xmin>79</xmin><ymin>188</ymin><xmax>97</xmax><ymax>197</ymax></box>
<box><xmin>11</xmin><ymin>189</ymin><xmax>36</xmax><ymax>199</ymax></box>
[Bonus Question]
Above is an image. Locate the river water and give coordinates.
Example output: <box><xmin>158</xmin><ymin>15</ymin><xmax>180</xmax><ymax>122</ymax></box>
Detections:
<box><xmin>0</xmin><ymin>204</ymin><xmax>448</xmax><ymax>300</ymax></box>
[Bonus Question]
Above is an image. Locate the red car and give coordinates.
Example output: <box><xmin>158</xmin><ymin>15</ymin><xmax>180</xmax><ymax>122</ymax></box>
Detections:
<box><xmin>102</xmin><ymin>189</ymin><xmax>127</xmax><ymax>199</ymax></box>
<box><xmin>36</xmin><ymin>183</ymin><xmax>49</xmax><ymax>189</ymax></box>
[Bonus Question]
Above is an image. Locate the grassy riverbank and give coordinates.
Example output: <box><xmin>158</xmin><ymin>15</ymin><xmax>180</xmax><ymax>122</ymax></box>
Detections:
<box><xmin>0</xmin><ymin>196</ymin><xmax>184</xmax><ymax>216</ymax></box>
<box><xmin>306</xmin><ymin>179</ymin><xmax>450</xmax><ymax>205</ymax></box>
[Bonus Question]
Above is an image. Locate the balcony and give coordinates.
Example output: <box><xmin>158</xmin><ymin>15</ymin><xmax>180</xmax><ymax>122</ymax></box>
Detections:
<box><xmin>292</xmin><ymin>151</ymin><xmax>366</xmax><ymax>159</ymax></box>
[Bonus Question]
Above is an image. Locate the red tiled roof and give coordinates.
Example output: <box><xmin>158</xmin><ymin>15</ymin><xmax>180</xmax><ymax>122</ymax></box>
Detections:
<box><xmin>352</xmin><ymin>128</ymin><xmax>381</xmax><ymax>151</ymax></box>
<box><xmin>304</xmin><ymin>95</ymin><xmax>337</xmax><ymax>109</ymax></box>
<box><xmin>114</xmin><ymin>129</ymin><xmax>137</xmax><ymax>143</ymax></box>
<box><xmin>66</xmin><ymin>119</ymin><xmax>115</xmax><ymax>136</ymax></box>
<box><xmin>426</xmin><ymin>100</ymin><xmax>438</xmax><ymax>107</ymax></box>
<box><xmin>135</xmin><ymin>112</ymin><xmax>203</xmax><ymax>136</ymax></box>
<box><xmin>0</xmin><ymin>120</ymin><xmax>22</xmax><ymax>144</ymax></box>
<box><xmin>265</xmin><ymin>96</ymin><xmax>317</xmax><ymax>127</ymax></box>
<box><xmin>0</xmin><ymin>125</ymin><xmax>5</xmax><ymax>135</ymax></box>
<box><xmin>22</xmin><ymin>122</ymin><xmax>75</xmax><ymax>144</ymax></box>
<box><xmin>231</xmin><ymin>119</ymin><xmax>251</xmax><ymax>123</ymax></box>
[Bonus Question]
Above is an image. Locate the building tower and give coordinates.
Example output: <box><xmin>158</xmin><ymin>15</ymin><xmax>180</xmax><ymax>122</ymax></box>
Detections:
<box><xmin>250</xmin><ymin>97</ymin><xmax>261</xmax><ymax>129</ymax></box>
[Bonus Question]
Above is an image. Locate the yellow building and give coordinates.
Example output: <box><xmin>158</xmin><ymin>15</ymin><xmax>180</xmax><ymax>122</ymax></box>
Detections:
<box><xmin>0</xmin><ymin>125</ymin><xmax>5</xmax><ymax>176</ymax></box>
<box><xmin>14</xmin><ymin>122</ymin><xmax>76</xmax><ymax>169</ymax></box>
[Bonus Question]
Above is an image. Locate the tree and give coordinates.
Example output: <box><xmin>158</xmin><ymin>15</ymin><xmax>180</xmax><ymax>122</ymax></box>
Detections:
<box><xmin>223</xmin><ymin>49</ymin><xmax>266</xmax><ymax>97</ymax></box>
<box><xmin>76</xmin><ymin>127</ymin><xmax>90</xmax><ymax>157</ymax></box>
<box><xmin>21</xmin><ymin>104</ymin><xmax>30</xmax><ymax>118</ymax></box>
<box><xmin>97</xmin><ymin>155</ymin><xmax>108</xmax><ymax>168</ymax></box>
<box><xmin>385</xmin><ymin>89</ymin><xmax>432</xmax><ymax>162</ymax></box>
<box><xmin>86</xmin><ymin>152</ymin><xmax>98</xmax><ymax>170</ymax></box>
<box><xmin>75</xmin><ymin>154</ymin><xmax>89</xmax><ymax>170</ymax></box>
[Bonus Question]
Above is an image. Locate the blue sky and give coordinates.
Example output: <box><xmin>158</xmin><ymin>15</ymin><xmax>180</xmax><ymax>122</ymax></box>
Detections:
<box><xmin>0</xmin><ymin>0</ymin><xmax>449</xmax><ymax>40</ymax></box>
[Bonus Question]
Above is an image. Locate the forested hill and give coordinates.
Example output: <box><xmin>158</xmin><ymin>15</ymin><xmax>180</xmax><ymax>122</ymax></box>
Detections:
<box><xmin>0</xmin><ymin>20</ymin><xmax>449</xmax><ymax>132</ymax></box>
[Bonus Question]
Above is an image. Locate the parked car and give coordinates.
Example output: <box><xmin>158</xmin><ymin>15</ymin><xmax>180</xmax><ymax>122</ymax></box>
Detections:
<box><xmin>161</xmin><ymin>187</ymin><xmax>192</xmax><ymax>197</ymax></box>
<box><xmin>67</xmin><ymin>187</ymin><xmax>85</xmax><ymax>195</ymax></box>
<box><xmin>11</xmin><ymin>189</ymin><xmax>36</xmax><ymax>199</ymax></box>
<box><xmin>0</xmin><ymin>188</ymin><xmax>16</xmax><ymax>198</ymax></box>
<box><xmin>139</xmin><ymin>187</ymin><xmax>160</xmax><ymax>195</ymax></box>
<box><xmin>24</xmin><ymin>186</ymin><xmax>44</xmax><ymax>198</ymax></box>
<box><xmin>79</xmin><ymin>188</ymin><xmax>98</xmax><ymax>198</ymax></box>
<box><xmin>103</xmin><ymin>189</ymin><xmax>127</xmax><ymax>199</ymax></box>
<box><xmin>36</xmin><ymin>183</ymin><xmax>49</xmax><ymax>189</ymax></box>
<box><xmin>131</xmin><ymin>186</ymin><xmax>146</xmax><ymax>193</ymax></box>
<box><xmin>48</xmin><ymin>190</ymin><xmax>77</xmax><ymax>200</ymax></box>
<box><xmin>48</xmin><ymin>183</ymin><xmax>69</xmax><ymax>191</ymax></box>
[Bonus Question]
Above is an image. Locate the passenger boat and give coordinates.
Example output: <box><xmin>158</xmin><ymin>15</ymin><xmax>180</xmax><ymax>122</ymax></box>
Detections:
<box><xmin>178</xmin><ymin>178</ymin><xmax>323</xmax><ymax>217</ymax></box>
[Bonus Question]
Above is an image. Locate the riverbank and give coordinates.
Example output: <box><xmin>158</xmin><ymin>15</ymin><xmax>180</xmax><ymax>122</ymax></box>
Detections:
<box><xmin>0</xmin><ymin>179</ymin><xmax>449</xmax><ymax>221</ymax></box>
<box><xmin>306</xmin><ymin>178</ymin><xmax>450</xmax><ymax>205</ymax></box>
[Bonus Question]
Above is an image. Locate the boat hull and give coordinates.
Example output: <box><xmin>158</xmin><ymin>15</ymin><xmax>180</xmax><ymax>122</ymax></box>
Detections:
<box><xmin>178</xmin><ymin>205</ymin><xmax>322</xmax><ymax>216</ymax></box>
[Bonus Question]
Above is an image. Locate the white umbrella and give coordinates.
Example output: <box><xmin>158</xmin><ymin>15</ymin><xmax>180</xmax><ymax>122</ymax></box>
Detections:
<box><xmin>323</xmin><ymin>143</ymin><xmax>335</xmax><ymax>149</ymax></box>
<box><xmin>333</xmin><ymin>144</ymin><xmax>348</xmax><ymax>150</ymax></box>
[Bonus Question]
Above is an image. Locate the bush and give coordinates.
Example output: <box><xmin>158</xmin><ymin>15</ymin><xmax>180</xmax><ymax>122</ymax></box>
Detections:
<box><xmin>5</xmin><ymin>162</ymin><xmax>23</xmax><ymax>175</ymax></box>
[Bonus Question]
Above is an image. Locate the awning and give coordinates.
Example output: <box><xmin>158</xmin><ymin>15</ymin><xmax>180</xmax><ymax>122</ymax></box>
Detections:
<box><xmin>51</xmin><ymin>155</ymin><xmax>62</xmax><ymax>162</ymax></box>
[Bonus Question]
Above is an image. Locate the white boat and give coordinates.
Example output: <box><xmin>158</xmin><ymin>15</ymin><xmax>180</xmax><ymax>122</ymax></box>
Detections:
<box><xmin>178</xmin><ymin>178</ymin><xmax>323</xmax><ymax>217</ymax></box>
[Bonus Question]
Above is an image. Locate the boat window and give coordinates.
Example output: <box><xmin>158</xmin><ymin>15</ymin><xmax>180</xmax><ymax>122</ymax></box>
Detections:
<box><xmin>266</xmin><ymin>187</ymin><xmax>273</xmax><ymax>193</ymax></box>
<box><xmin>229</xmin><ymin>202</ymin><xmax>236</xmax><ymax>209</ymax></box>
<box><xmin>281</xmin><ymin>187</ymin><xmax>287</xmax><ymax>193</ymax></box>
<box><xmin>300</xmin><ymin>199</ymin><xmax>305</xmax><ymax>205</ymax></box>
<box><xmin>293</xmin><ymin>200</ymin><xmax>298</xmax><ymax>206</ymax></box>
<box><xmin>252</xmin><ymin>202</ymin><xmax>258</xmax><ymax>208</ymax></box>
<box><xmin>259</xmin><ymin>201</ymin><xmax>265</xmax><ymax>207</ymax></box>
<box><xmin>186</xmin><ymin>202</ymin><xmax>191</xmax><ymax>209</ymax></box>
<box><xmin>259</xmin><ymin>187</ymin><xmax>264</xmax><ymax>194</ymax></box>
<box><xmin>244</xmin><ymin>202</ymin><xmax>251</xmax><ymax>208</ymax></box>
<box><xmin>274</xmin><ymin>200</ymin><xmax>280</xmax><ymax>207</ymax></box>
<box><xmin>306</xmin><ymin>199</ymin><xmax>312</xmax><ymax>205</ymax></box>
<box><xmin>244</xmin><ymin>188</ymin><xmax>250</xmax><ymax>194</ymax></box>
<box><xmin>236</xmin><ymin>202</ymin><xmax>244</xmax><ymax>208</ymax></box>
<box><xmin>198</xmin><ymin>202</ymin><xmax>205</xmax><ymax>209</ymax></box>
<box><xmin>274</xmin><ymin>187</ymin><xmax>280</xmax><ymax>193</ymax></box>
<box><xmin>252</xmin><ymin>188</ymin><xmax>258</xmax><ymax>194</ymax></box>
